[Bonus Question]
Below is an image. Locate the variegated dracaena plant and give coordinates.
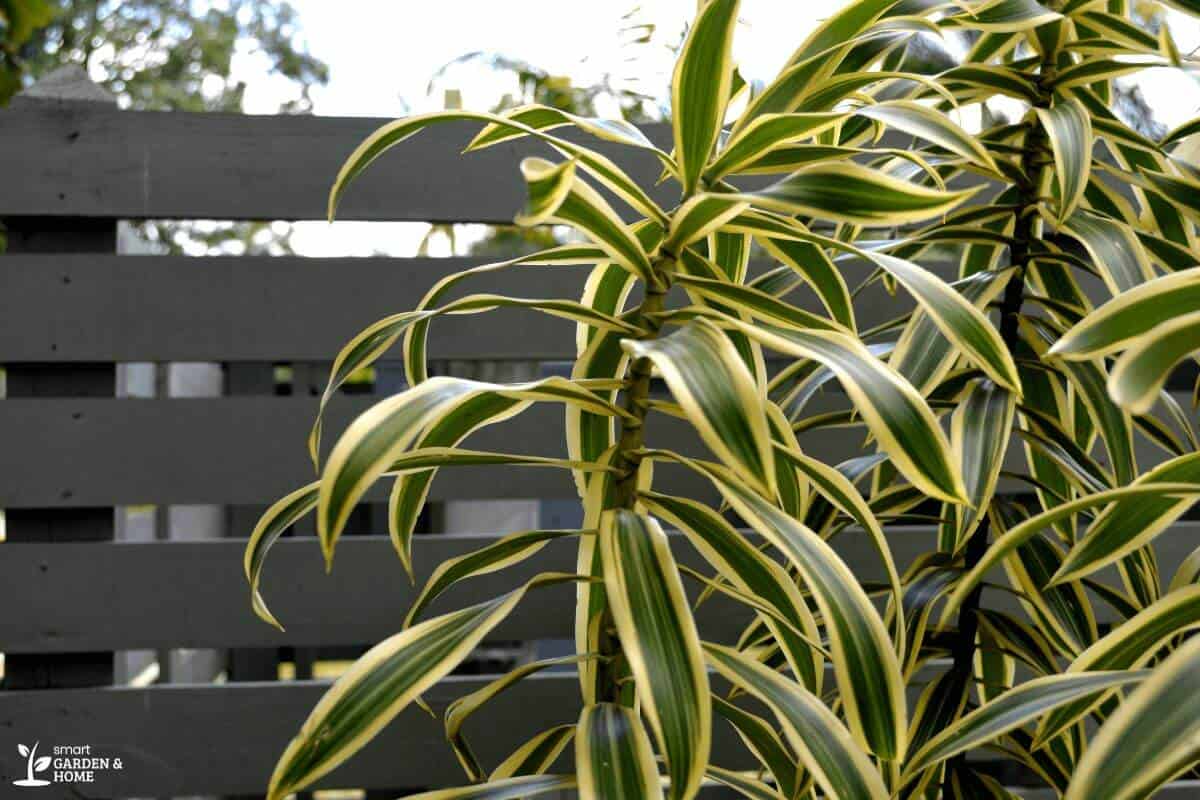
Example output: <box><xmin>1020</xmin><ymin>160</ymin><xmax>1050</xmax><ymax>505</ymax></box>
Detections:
<box><xmin>245</xmin><ymin>1</ymin><xmax>1200</xmax><ymax>798</ymax></box>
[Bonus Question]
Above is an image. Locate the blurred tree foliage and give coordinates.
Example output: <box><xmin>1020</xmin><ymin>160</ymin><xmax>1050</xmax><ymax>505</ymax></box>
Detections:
<box><xmin>0</xmin><ymin>0</ymin><xmax>55</xmax><ymax>102</ymax></box>
<box><xmin>1</xmin><ymin>0</ymin><xmax>328</xmax><ymax>254</ymax></box>
<box><xmin>4</xmin><ymin>0</ymin><xmax>326</xmax><ymax>109</ymax></box>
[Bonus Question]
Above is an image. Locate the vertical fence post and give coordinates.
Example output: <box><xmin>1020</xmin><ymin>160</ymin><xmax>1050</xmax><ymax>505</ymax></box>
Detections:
<box><xmin>2</xmin><ymin>68</ymin><xmax>117</xmax><ymax>691</ymax></box>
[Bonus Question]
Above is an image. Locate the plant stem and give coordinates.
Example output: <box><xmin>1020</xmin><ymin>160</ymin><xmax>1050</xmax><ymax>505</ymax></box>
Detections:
<box><xmin>942</xmin><ymin>57</ymin><xmax>1055</xmax><ymax>787</ymax></box>
<box><xmin>596</xmin><ymin>256</ymin><xmax>674</xmax><ymax>702</ymax></box>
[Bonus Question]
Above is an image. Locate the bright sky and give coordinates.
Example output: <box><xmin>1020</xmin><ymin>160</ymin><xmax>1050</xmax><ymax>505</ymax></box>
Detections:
<box><xmin>225</xmin><ymin>1</ymin><xmax>1200</xmax><ymax>258</ymax></box>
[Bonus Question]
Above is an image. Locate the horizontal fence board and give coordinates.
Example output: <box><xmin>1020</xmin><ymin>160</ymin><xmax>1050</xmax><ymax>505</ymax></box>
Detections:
<box><xmin>0</xmin><ymin>531</ymin><xmax>750</xmax><ymax>652</ymax></box>
<box><xmin>0</xmin><ymin>254</ymin><xmax>896</xmax><ymax>363</ymax></box>
<box><xmin>0</xmin><ymin>255</ymin><xmax>587</xmax><ymax>362</ymax></box>
<box><xmin>0</xmin><ymin>395</ymin><xmax>868</xmax><ymax>507</ymax></box>
<box><xmin>0</xmin><ymin>106</ymin><xmax>676</xmax><ymax>222</ymax></box>
<box><xmin>0</xmin><ymin>674</ymin><xmax>746</xmax><ymax>796</ymax></box>
<box><xmin>0</xmin><ymin>390</ymin><xmax>1186</xmax><ymax>507</ymax></box>
<box><xmin>4</xmin><ymin>523</ymin><xmax>1196</xmax><ymax>653</ymax></box>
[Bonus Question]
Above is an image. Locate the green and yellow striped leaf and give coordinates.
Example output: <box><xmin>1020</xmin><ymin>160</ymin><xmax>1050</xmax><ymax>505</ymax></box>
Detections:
<box><xmin>756</xmin><ymin>235</ymin><xmax>856</xmax><ymax>330</ymax></box>
<box><xmin>404</xmin><ymin>529</ymin><xmax>587</xmax><ymax>627</ymax></box>
<box><xmin>1035</xmin><ymin>584</ymin><xmax>1200</xmax><ymax>747</ymax></box>
<box><xmin>576</xmin><ymin>703</ymin><xmax>664</xmax><ymax>800</ymax></box>
<box><xmin>1051</xmin><ymin>56</ymin><xmax>1166</xmax><ymax>91</ymax></box>
<box><xmin>1108</xmin><ymin>310</ymin><xmax>1200</xmax><ymax>414</ymax></box>
<box><xmin>671</xmin><ymin>0</ymin><xmax>740</xmax><ymax>193</ymax></box>
<box><xmin>328</xmin><ymin>110</ymin><xmax>664</xmax><ymax>224</ymax></box>
<box><xmin>862</xmin><ymin>252</ymin><xmax>1021</xmax><ymax>392</ymax></box>
<box><xmin>890</xmin><ymin>270</ymin><xmax>1011</xmax><ymax>395</ymax></box>
<box><xmin>1036</xmin><ymin>99</ymin><xmax>1092</xmax><ymax>220</ymax></box>
<box><xmin>964</xmin><ymin>0</ymin><xmax>1062</xmax><ymax>31</ymax></box>
<box><xmin>1050</xmin><ymin>267</ymin><xmax>1200</xmax><ymax>359</ymax></box>
<box><xmin>733</xmin><ymin>162</ymin><xmax>979</xmax><ymax>226</ymax></box>
<box><xmin>712</xmin><ymin>696</ymin><xmax>801</xmax><ymax>798</ymax></box>
<box><xmin>854</xmin><ymin>100</ymin><xmax>1000</xmax><ymax>172</ymax></box>
<box><xmin>318</xmin><ymin>376</ymin><xmax>625</xmax><ymax>567</ymax></box>
<box><xmin>625</xmin><ymin>319</ymin><xmax>776</xmax><ymax>496</ymax></box>
<box><xmin>599</xmin><ymin>510</ymin><xmax>710</xmax><ymax>800</ymax></box>
<box><xmin>700</xmin><ymin>465</ymin><xmax>907</xmax><ymax>760</ymax></box>
<box><xmin>402</xmin><ymin>241</ymin><xmax>636</xmax><ymax>388</ymax></box>
<box><xmin>704</xmin><ymin>643</ymin><xmax>889</xmax><ymax>800</ymax></box>
<box><xmin>664</xmin><ymin>194</ymin><xmax>750</xmax><ymax>253</ymax></box>
<box><xmin>774</xmin><ymin>445</ymin><xmax>905</xmax><ymax>654</ymax></box>
<box><xmin>945</xmin><ymin>381</ymin><xmax>1015</xmax><ymax>551</ymax></box>
<box><xmin>266</xmin><ymin>573</ymin><xmax>582</xmax><ymax>800</ymax></box>
<box><xmin>465</xmin><ymin>103</ymin><xmax>663</xmax><ymax>160</ymax></box>
<box><xmin>672</xmin><ymin>272</ymin><xmax>842</xmax><ymax>334</ymax></box>
<box><xmin>640</xmin><ymin>490</ymin><xmax>824</xmax><ymax>691</ymax></box>
<box><xmin>515</xmin><ymin>158</ymin><xmax>654</xmax><ymax>282</ymax></box>
<box><xmin>903</xmin><ymin>671</ymin><xmax>1147</xmax><ymax>780</ymax></box>
<box><xmin>705</xmin><ymin>766</ymin><xmax>788</xmax><ymax>800</ymax></box>
<box><xmin>705</xmin><ymin>111</ymin><xmax>846</xmax><ymax>180</ymax></box>
<box><xmin>444</xmin><ymin>654</ymin><xmax>599</xmax><ymax>780</ymax></box>
<box><xmin>490</xmin><ymin>725</ymin><xmax>575</xmax><ymax>780</ymax></box>
<box><xmin>310</xmin><ymin>276</ymin><xmax>631</xmax><ymax>463</ymax></box>
<box><xmin>1065</xmin><ymin>635</ymin><xmax>1200</xmax><ymax>800</ymax></box>
<box><xmin>1057</xmin><ymin>209</ymin><xmax>1153</xmax><ymax>296</ymax></box>
<box><xmin>1053</xmin><ymin>452</ymin><xmax>1200</xmax><ymax>584</ymax></box>
<box><xmin>942</xmin><ymin>483</ymin><xmax>1200</xmax><ymax>622</ymax></box>
<box><xmin>722</xmin><ymin>318</ymin><xmax>968</xmax><ymax>504</ymax></box>
<box><xmin>398</xmin><ymin>775</ymin><xmax>577</xmax><ymax>800</ymax></box>
<box><xmin>244</xmin><ymin>481</ymin><xmax>320</xmax><ymax>630</ymax></box>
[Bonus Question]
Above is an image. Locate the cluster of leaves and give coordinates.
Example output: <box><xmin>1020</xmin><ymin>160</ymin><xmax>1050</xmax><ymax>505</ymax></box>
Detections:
<box><xmin>248</xmin><ymin>1</ymin><xmax>1200</xmax><ymax>798</ymax></box>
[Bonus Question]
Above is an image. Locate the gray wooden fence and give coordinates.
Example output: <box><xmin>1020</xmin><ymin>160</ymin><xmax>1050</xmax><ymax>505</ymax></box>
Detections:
<box><xmin>1</xmin><ymin>77</ymin><xmax>1196</xmax><ymax>799</ymax></box>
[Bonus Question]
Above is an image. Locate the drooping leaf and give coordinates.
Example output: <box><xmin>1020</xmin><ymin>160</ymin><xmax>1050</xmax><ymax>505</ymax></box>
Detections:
<box><xmin>515</xmin><ymin>158</ymin><xmax>654</xmax><ymax>282</ymax></box>
<box><xmin>854</xmin><ymin>100</ymin><xmax>1000</xmax><ymax>172</ymax></box>
<box><xmin>1036</xmin><ymin>584</ymin><xmax>1200</xmax><ymax>747</ymax></box>
<box><xmin>641</xmin><ymin>490</ymin><xmax>824</xmax><ymax>691</ymax></box>
<box><xmin>245</xmin><ymin>482</ymin><xmax>320</xmax><ymax>630</ymax></box>
<box><xmin>397</xmin><ymin>776</ymin><xmax>577</xmax><ymax>800</ymax></box>
<box><xmin>1036</xmin><ymin>99</ymin><xmax>1092</xmax><ymax>220</ymax></box>
<box><xmin>734</xmin><ymin>162</ymin><xmax>979</xmax><ymax>226</ymax></box>
<box><xmin>319</xmin><ymin>376</ymin><xmax>624</xmax><ymax>567</ymax></box>
<box><xmin>903</xmin><ymin>671</ymin><xmax>1147</xmax><ymax>780</ymax></box>
<box><xmin>664</xmin><ymin>194</ymin><xmax>750</xmax><ymax>253</ymax></box>
<box><xmin>625</xmin><ymin>319</ymin><xmax>776</xmax><ymax>496</ymax></box>
<box><xmin>576</xmin><ymin>703</ymin><xmax>664</xmax><ymax>800</ymax></box>
<box><xmin>942</xmin><ymin>483</ymin><xmax>1200</xmax><ymax>622</ymax></box>
<box><xmin>698</xmin><ymin>464</ymin><xmax>907</xmax><ymax>760</ymax></box>
<box><xmin>1053</xmin><ymin>452</ymin><xmax>1200</xmax><ymax>584</ymax></box>
<box><xmin>1108</xmin><ymin>310</ymin><xmax>1200</xmax><ymax>414</ymax></box>
<box><xmin>490</xmin><ymin>725</ymin><xmax>575</xmax><ymax>780</ymax></box>
<box><xmin>720</xmin><ymin>318</ymin><xmax>968</xmax><ymax>504</ymax></box>
<box><xmin>1050</xmin><ymin>267</ymin><xmax>1200</xmax><ymax>359</ymax></box>
<box><xmin>705</xmin><ymin>643</ymin><xmax>889</xmax><ymax>800</ymax></box>
<box><xmin>328</xmin><ymin>110</ymin><xmax>665</xmax><ymax>224</ymax></box>
<box><xmin>945</xmin><ymin>380</ymin><xmax>1015</xmax><ymax>551</ymax></box>
<box><xmin>1064</xmin><ymin>636</ymin><xmax>1200</xmax><ymax>800</ymax></box>
<box><xmin>600</xmin><ymin>510</ymin><xmax>710</xmax><ymax>800</ymax></box>
<box><xmin>266</xmin><ymin>574</ymin><xmax>583</xmax><ymax>800</ymax></box>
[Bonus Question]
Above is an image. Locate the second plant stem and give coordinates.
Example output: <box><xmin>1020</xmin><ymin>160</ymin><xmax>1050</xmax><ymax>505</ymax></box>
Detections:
<box><xmin>597</xmin><ymin>256</ymin><xmax>674</xmax><ymax>703</ymax></box>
